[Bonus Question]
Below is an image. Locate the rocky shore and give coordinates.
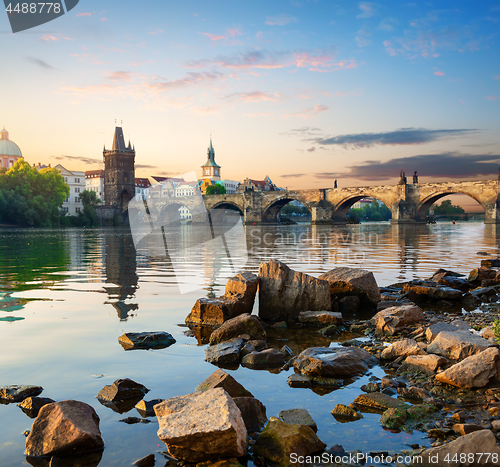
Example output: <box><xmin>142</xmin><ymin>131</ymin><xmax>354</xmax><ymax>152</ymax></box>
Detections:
<box><xmin>2</xmin><ymin>258</ymin><xmax>500</xmax><ymax>466</ymax></box>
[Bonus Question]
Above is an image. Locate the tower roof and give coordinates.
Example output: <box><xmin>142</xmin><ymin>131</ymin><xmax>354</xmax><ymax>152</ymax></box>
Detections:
<box><xmin>201</xmin><ymin>136</ymin><xmax>220</xmax><ymax>168</ymax></box>
<box><xmin>106</xmin><ymin>126</ymin><xmax>134</xmax><ymax>152</ymax></box>
<box><xmin>0</xmin><ymin>127</ymin><xmax>22</xmax><ymax>158</ymax></box>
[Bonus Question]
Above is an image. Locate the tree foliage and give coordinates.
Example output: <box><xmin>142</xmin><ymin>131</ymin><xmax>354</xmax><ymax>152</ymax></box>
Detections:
<box><xmin>77</xmin><ymin>190</ymin><xmax>101</xmax><ymax>226</ymax></box>
<box><xmin>205</xmin><ymin>183</ymin><xmax>227</xmax><ymax>195</ymax></box>
<box><xmin>281</xmin><ymin>202</ymin><xmax>310</xmax><ymax>216</ymax></box>
<box><xmin>0</xmin><ymin>160</ymin><xmax>69</xmax><ymax>226</ymax></box>
<box><xmin>349</xmin><ymin>200</ymin><xmax>392</xmax><ymax>222</ymax></box>
<box><xmin>432</xmin><ymin>199</ymin><xmax>465</xmax><ymax>215</ymax></box>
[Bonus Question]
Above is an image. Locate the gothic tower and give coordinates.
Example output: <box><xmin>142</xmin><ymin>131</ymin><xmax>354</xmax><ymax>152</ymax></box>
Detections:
<box><xmin>201</xmin><ymin>137</ymin><xmax>221</xmax><ymax>180</ymax></box>
<box><xmin>103</xmin><ymin>126</ymin><xmax>135</xmax><ymax>208</ymax></box>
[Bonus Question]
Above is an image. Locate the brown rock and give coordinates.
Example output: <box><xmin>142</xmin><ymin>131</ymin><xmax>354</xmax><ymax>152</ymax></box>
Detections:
<box><xmin>319</xmin><ymin>267</ymin><xmax>380</xmax><ymax>304</ymax></box>
<box><xmin>435</xmin><ymin>347</ymin><xmax>500</xmax><ymax>389</ymax></box>
<box><xmin>233</xmin><ymin>397</ymin><xmax>267</xmax><ymax>433</ymax></box>
<box><xmin>224</xmin><ymin>272</ymin><xmax>259</xmax><ymax>308</ymax></box>
<box><xmin>452</xmin><ymin>424</ymin><xmax>485</xmax><ymax>436</ymax></box>
<box><xmin>425</xmin><ymin>321</ymin><xmax>471</xmax><ymax>342</ymax></box>
<box><xmin>469</xmin><ymin>267</ymin><xmax>496</xmax><ymax>282</ymax></box>
<box><xmin>133</xmin><ymin>453</ymin><xmax>155</xmax><ymax>466</ymax></box>
<box><xmin>241</xmin><ymin>348</ymin><xmax>285</xmax><ymax>368</ymax></box>
<box><xmin>96</xmin><ymin>378</ymin><xmax>149</xmax><ymax>402</ymax></box>
<box><xmin>403</xmin><ymin>284</ymin><xmax>463</xmax><ymax>301</ymax></box>
<box><xmin>204</xmin><ymin>337</ymin><xmax>244</xmax><ymax>366</ymax></box>
<box><xmin>25</xmin><ymin>400</ymin><xmax>104</xmax><ymax>457</ymax></box>
<box><xmin>402</xmin><ymin>354</ymin><xmax>447</xmax><ymax>373</ymax></box>
<box><xmin>258</xmin><ymin>260</ymin><xmax>331</xmax><ymax>322</ymax></box>
<box><xmin>18</xmin><ymin>397</ymin><xmax>55</xmax><ymax>414</ymax></box>
<box><xmin>298</xmin><ymin>310</ymin><xmax>343</xmax><ymax>326</ymax></box>
<box><xmin>196</xmin><ymin>369</ymin><xmax>253</xmax><ymax>398</ymax></box>
<box><xmin>118</xmin><ymin>331</ymin><xmax>175</xmax><ymax>350</ymax></box>
<box><xmin>331</xmin><ymin>404</ymin><xmax>363</xmax><ymax>421</ymax></box>
<box><xmin>240</xmin><ymin>340</ymin><xmax>267</xmax><ymax>357</ymax></box>
<box><xmin>294</xmin><ymin>346</ymin><xmax>376</xmax><ymax>378</ymax></box>
<box><xmin>278</xmin><ymin>408</ymin><xmax>317</xmax><ymax>432</ymax></box>
<box><xmin>154</xmin><ymin>388</ymin><xmax>247</xmax><ymax>462</ymax></box>
<box><xmin>371</xmin><ymin>305</ymin><xmax>425</xmax><ymax>335</ymax></box>
<box><xmin>209</xmin><ymin>313</ymin><xmax>266</xmax><ymax>345</ymax></box>
<box><xmin>352</xmin><ymin>393</ymin><xmax>408</xmax><ymax>412</ymax></box>
<box><xmin>418</xmin><ymin>429</ymin><xmax>500</xmax><ymax>467</ymax></box>
<box><xmin>380</xmin><ymin>338</ymin><xmax>427</xmax><ymax>360</ymax></box>
<box><xmin>135</xmin><ymin>399</ymin><xmax>165</xmax><ymax>417</ymax></box>
<box><xmin>427</xmin><ymin>330</ymin><xmax>494</xmax><ymax>360</ymax></box>
<box><xmin>0</xmin><ymin>385</ymin><xmax>43</xmax><ymax>402</ymax></box>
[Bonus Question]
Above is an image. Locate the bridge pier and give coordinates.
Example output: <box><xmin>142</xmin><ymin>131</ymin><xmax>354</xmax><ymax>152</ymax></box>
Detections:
<box><xmin>484</xmin><ymin>199</ymin><xmax>500</xmax><ymax>223</ymax></box>
<box><xmin>310</xmin><ymin>200</ymin><xmax>335</xmax><ymax>225</ymax></box>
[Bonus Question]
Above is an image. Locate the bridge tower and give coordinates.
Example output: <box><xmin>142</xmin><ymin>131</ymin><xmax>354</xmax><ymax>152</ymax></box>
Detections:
<box><xmin>103</xmin><ymin>126</ymin><xmax>136</xmax><ymax>209</ymax></box>
<box><xmin>201</xmin><ymin>137</ymin><xmax>221</xmax><ymax>181</ymax></box>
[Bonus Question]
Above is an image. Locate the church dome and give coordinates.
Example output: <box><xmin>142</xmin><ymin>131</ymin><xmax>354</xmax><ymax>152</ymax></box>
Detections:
<box><xmin>0</xmin><ymin>128</ymin><xmax>23</xmax><ymax>157</ymax></box>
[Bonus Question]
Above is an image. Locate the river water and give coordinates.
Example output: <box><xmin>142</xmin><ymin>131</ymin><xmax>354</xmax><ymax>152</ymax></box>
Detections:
<box><xmin>0</xmin><ymin>222</ymin><xmax>499</xmax><ymax>466</ymax></box>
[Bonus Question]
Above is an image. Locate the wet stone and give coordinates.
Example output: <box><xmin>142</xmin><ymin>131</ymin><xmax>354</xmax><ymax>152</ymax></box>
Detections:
<box><xmin>96</xmin><ymin>378</ymin><xmax>149</xmax><ymax>403</ymax></box>
<box><xmin>278</xmin><ymin>408</ymin><xmax>318</xmax><ymax>432</ymax></box>
<box><xmin>118</xmin><ymin>331</ymin><xmax>176</xmax><ymax>350</ymax></box>
<box><xmin>135</xmin><ymin>399</ymin><xmax>165</xmax><ymax>417</ymax></box>
<box><xmin>0</xmin><ymin>385</ymin><xmax>43</xmax><ymax>402</ymax></box>
<box><xmin>287</xmin><ymin>374</ymin><xmax>312</xmax><ymax>388</ymax></box>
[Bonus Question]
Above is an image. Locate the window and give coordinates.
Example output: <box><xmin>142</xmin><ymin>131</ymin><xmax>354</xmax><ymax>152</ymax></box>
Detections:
<box><xmin>75</xmin><ymin>207</ymin><xmax>81</xmax><ymax>213</ymax></box>
<box><xmin>62</xmin><ymin>206</ymin><xmax>68</xmax><ymax>213</ymax></box>
<box><xmin>75</xmin><ymin>197</ymin><xmax>80</xmax><ymax>203</ymax></box>
<box><xmin>64</xmin><ymin>198</ymin><xmax>69</xmax><ymax>203</ymax></box>
<box><xmin>75</xmin><ymin>178</ymin><xmax>80</xmax><ymax>183</ymax></box>
<box><xmin>75</xmin><ymin>187</ymin><xmax>80</xmax><ymax>193</ymax></box>
<box><xmin>65</xmin><ymin>177</ymin><xmax>68</xmax><ymax>182</ymax></box>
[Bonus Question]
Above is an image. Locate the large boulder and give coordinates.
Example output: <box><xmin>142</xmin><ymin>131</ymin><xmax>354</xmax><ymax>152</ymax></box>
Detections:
<box><xmin>209</xmin><ymin>313</ymin><xmax>266</xmax><ymax>345</ymax></box>
<box><xmin>469</xmin><ymin>267</ymin><xmax>497</xmax><ymax>283</ymax></box>
<box><xmin>258</xmin><ymin>260</ymin><xmax>331</xmax><ymax>322</ymax></box>
<box><xmin>380</xmin><ymin>338</ymin><xmax>427</xmax><ymax>360</ymax></box>
<box><xmin>96</xmin><ymin>378</ymin><xmax>149</xmax><ymax>402</ymax></box>
<box><xmin>186</xmin><ymin>273</ymin><xmax>259</xmax><ymax>326</ymax></box>
<box><xmin>319</xmin><ymin>267</ymin><xmax>380</xmax><ymax>305</ymax></box>
<box><xmin>435</xmin><ymin>347</ymin><xmax>500</xmax><ymax>389</ymax></box>
<box><xmin>294</xmin><ymin>346</ymin><xmax>376</xmax><ymax>378</ymax></box>
<box><xmin>417</xmin><ymin>429</ymin><xmax>500</xmax><ymax>467</ymax></box>
<box><xmin>427</xmin><ymin>330</ymin><xmax>494</xmax><ymax>360</ymax></box>
<box><xmin>154</xmin><ymin>388</ymin><xmax>247</xmax><ymax>462</ymax></box>
<box><xmin>253</xmin><ymin>417</ymin><xmax>326</xmax><ymax>467</ymax></box>
<box><xmin>233</xmin><ymin>397</ymin><xmax>267</xmax><ymax>433</ymax></box>
<box><xmin>401</xmin><ymin>354</ymin><xmax>447</xmax><ymax>373</ymax></box>
<box><xmin>25</xmin><ymin>400</ymin><xmax>104</xmax><ymax>457</ymax></box>
<box><xmin>425</xmin><ymin>321</ymin><xmax>471</xmax><ymax>342</ymax></box>
<box><xmin>371</xmin><ymin>305</ymin><xmax>425</xmax><ymax>335</ymax></box>
<box><xmin>118</xmin><ymin>331</ymin><xmax>176</xmax><ymax>350</ymax></box>
<box><xmin>196</xmin><ymin>369</ymin><xmax>253</xmax><ymax>398</ymax></box>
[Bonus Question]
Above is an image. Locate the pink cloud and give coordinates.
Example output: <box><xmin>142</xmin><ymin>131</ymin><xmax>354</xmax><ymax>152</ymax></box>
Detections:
<box><xmin>100</xmin><ymin>17</ymin><xmax>107</xmax><ymax>21</ymax></box>
<box><xmin>265</xmin><ymin>14</ymin><xmax>298</xmax><ymax>26</ymax></box>
<box><xmin>227</xmin><ymin>28</ymin><xmax>242</xmax><ymax>37</ymax></box>
<box><xmin>494</xmin><ymin>75</ymin><xmax>500</xmax><ymax>80</ymax></box>
<box><xmin>144</xmin><ymin>72</ymin><xmax>223</xmax><ymax>93</ymax></box>
<box><xmin>434</xmin><ymin>71</ymin><xmax>445</xmax><ymax>76</ymax></box>
<box><xmin>486</xmin><ymin>96</ymin><xmax>498</xmax><ymax>100</ymax></box>
<box><xmin>107</xmin><ymin>71</ymin><xmax>136</xmax><ymax>82</ymax></box>
<box><xmin>202</xmin><ymin>32</ymin><xmax>227</xmax><ymax>41</ymax></box>
<box><xmin>40</xmin><ymin>34</ymin><xmax>59</xmax><ymax>41</ymax></box>
<box><xmin>286</xmin><ymin>104</ymin><xmax>329</xmax><ymax>119</ymax></box>
<box><xmin>76</xmin><ymin>12</ymin><xmax>91</xmax><ymax>17</ymax></box>
<box><xmin>295</xmin><ymin>52</ymin><xmax>333</xmax><ymax>69</ymax></box>
<box><xmin>224</xmin><ymin>91</ymin><xmax>280</xmax><ymax>103</ymax></box>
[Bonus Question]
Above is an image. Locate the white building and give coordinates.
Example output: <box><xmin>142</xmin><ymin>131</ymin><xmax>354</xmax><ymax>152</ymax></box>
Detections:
<box><xmin>85</xmin><ymin>170</ymin><xmax>105</xmax><ymax>204</ymax></box>
<box><xmin>56</xmin><ymin>164</ymin><xmax>86</xmax><ymax>216</ymax></box>
<box><xmin>135</xmin><ymin>178</ymin><xmax>151</xmax><ymax>200</ymax></box>
<box><xmin>219</xmin><ymin>179</ymin><xmax>240</xmax><ymax>194</ymax></box>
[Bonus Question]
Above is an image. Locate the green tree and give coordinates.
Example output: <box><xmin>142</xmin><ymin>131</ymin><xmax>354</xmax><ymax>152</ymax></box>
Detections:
<box><xmin>76</xmin><ymin>190</ymin><xmax>101</xmax><ymax>226</ymax></box>
<box><xmin>205</xmin><ymin>183</ymin><xmax>227</xmax><ymax>195</ymax></box>
<box><xmin>348</xmin><ymin>200</ymin><xmax>392</xmax><ymax>222</ymax></box>
<box><xmin>432</xmin><ymin>199</ymin><xmax>465</xmax><ymax>215</ymax></box>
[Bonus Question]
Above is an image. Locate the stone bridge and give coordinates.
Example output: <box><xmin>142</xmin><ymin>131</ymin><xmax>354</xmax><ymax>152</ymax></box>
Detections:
<box><xmin>153</xmin><ymin>179</ymin><xmax>500</xmax><ymax>225</ymax></box>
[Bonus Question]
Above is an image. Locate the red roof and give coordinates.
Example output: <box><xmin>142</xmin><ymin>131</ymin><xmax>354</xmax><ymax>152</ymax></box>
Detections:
<box><xmin>135</xmin><ymin>178</ymin><xmax>151</xmax><ymax>188</ymax></box>
<box><xmin>85</xmin><ymin>170</ymin><xmax>104</xmax><ymax>178</ymax></box>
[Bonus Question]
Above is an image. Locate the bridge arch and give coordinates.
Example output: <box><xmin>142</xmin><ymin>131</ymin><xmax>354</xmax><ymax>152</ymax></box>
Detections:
<box><xmin>208</xmin><ymin>200</ymin><xmax>244</xmax><ymax>216</ymax></box>
<box><xmin>415</xmin><ymin>190</ymin><xmax>486</xmax><ymax>222</ymax></box>
<box><xmin>332</xmin><ymin>194</ymin><xmax>395</xmax><ymax>222</ymax></box>
<box><xmin>261</xmin><ymin>195</ymin><xmax>312</xmax><ymax>223</ymax></box>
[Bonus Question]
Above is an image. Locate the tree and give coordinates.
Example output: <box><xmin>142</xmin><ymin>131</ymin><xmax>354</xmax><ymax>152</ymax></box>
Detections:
<box><xmin>205</xmin><ymin>183</ymin><xmax>227</xmax><ymax>195</ymax></box>
<box><xmin>348</xmin><ymin>200</ymin><xmax>392</xmax><ymax>222</ymax></box>
<box><xmin>432</xmin><ymin>199</ymin><xmax>465</xmax><ymax>215</ymax></box>
<box><xmin>0</xmin><ymin>160</ymin><xmax>69</xmax><ymax>226</ymax></box>
<box><xmin>76</xmin><ymin>190</ymin><xmax>101</xmax><ymax>226</ymax></box>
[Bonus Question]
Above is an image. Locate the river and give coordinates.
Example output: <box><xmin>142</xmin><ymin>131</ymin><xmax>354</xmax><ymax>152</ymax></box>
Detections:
<box><xmin>0</xmin><ymin>222</ymin><xmax>498</xmax><ymax>466</ymax></box>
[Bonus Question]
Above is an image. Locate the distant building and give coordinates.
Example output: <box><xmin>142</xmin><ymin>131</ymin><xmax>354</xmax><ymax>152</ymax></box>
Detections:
<box><xmin>0</xmin><ymin>127</ymin><xmax>23</xmax><ymax>169</ymax></box>
<box><xmin>351</xmin><ymin>197</ymin><xmax>383</xmax><ymax>209</ymax></box>
<box><xmin>56</xmin><ymin>164</ymin><xmax>85</xmax><ymax>215</ymax></box>
<box><xmin>218</xmin><ymin>180</ymin><xmax>240</xmax><ymax>194</ymax></box>
<box><xmin>85</xmin><ymin>170</ymin><xmax>105</xmax><ymax>204</ymax></box>
<box><xmin>239</xmin><ymin>175</ymin><xmax>276</xmax><ymax>192</ymax></box>
<box><xmin>135</xmin><ymin>178</ymin><xmax>151</xmax><ymax>200</ymax></box>
<box><xmin>201</xmin><ymin>137</ymin><xmax>221</xmax><ymax>180</ymax></box>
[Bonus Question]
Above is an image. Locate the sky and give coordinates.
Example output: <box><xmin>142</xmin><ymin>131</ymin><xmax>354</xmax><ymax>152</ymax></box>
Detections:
<box><xmin>1</xmin><ymin>0</ymin><xmax>499</xmax><ymax>210</ymax></box>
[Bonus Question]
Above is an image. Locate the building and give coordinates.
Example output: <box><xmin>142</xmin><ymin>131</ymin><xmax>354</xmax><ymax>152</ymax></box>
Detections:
<box><xmin>218</xmin><ymin>180</ymin><xmax>240</xmax><ymax>194</ymax></box>
<box><xmin>135</xmin><ymin>178</ymin><xmax>151</xmax><ymax>200</ymax></box>
<box><xmin>85</xmin><ymin>170</ymin><xmax>105</xmax><ymax>204</ymax></box>
<box><xmin>103</xmin><ymin>126</ymin><xmax>135</xmax><ymax>208</ymax></box>
<box><xmin>55</xmin><ymin>164</ymin><xmax>86</xmax><ymax>215</ymax></box>
<box><xmin>0</xmin><ymin>127</ymin><xmax>23</xmax><ymax>169</ymax></box>
<box><xmin>201</xmin><ymin>137</ymin><xmax>221</xmax><ymax>180</ymax></box>
<box><xmin>239</xmin><ymin>175</ymin><xmax>275</xmax><ymax>192</ymax></box>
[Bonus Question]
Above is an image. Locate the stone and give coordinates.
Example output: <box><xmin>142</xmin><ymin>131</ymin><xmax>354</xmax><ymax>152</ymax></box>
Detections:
<box><xmin>233</xmin><ymin>397</ymin><xmax>267</xmax><ymax>433</ymax></box>
<box><xmin>196</xmin><ymin>459</ymin><xmax>244</xmax><ymax>467</ymax></box>
<box><xmin>240</xmin><ymin>339</ymin><xmax>267</xmax><ymax>357</ymax></box>
<box><xmin>0</xmin><ymin>385</ymin><xmax>43</xmax><ymax>402</ymax></box>
<box><xmin>294</xmin><ymin>346</ymin><xmax>376</xmax><ymax>378</ymax></box>
<box><xmin>430</xmin><ymin>268</ymin><xmax>464</xmax><ymax>281</ymax></box>
<box><xmin>287</xmin><ymin>374</ymin><xmax>312</xmax><ymax>388</ymax></box>
<box><xmin>371</xmin><ymin>305</ymin><xmax>425</xmax><ymax>335</ymax></box>
<box><xmin>196</xmin><ymin>369</ymin><xmax>253</xmax><ymax>398</ymax></box>
<box><xmin>469</xmin><ymin>267</ymin><xmax>497</xmax><ymax>282</ymax></box>
<box><xmin>380</xmin><ymin>338</ymin><xmax>427</xmax><ymax>360</ymax></box>
<box><xmin>118</xmin><ymin>331</ymin><xmax>176</xmax><ymax>350</ymax></box>
<box><xmin>331</xmin><ymin>404</ymin><xmax>363</xmax><ymax>421</ymax></box>
<box><xmin>425</xmin><ymin>321</ymin><xmax>471</xmax><ymax>342</ymax></box>
<box><xmin>435</xmin><ymin>347</ymin><xmax>500</xmax><ymax>389</ymax></box>
<box><xmin>278</xmin><ymin>408</ymin><xmax>317</xmax><ymax>432</ymax></box>
<box><xmin>135</xmin><ymin>399</ymin><xmax>165</xmax><ymax>417</ymax></box>
<box><xmin>204</xmin><ymin>337</ymin><xmax>245</xmax><ymax>366</ymax></box>
<box><xmin>253</xmin><ymin>417</ymin><xmax>326</xmax><ymax>467</ymax></box>
<box><xmin>427</xmin><ymin>330</ymin><xmax>494</xmax><ymax>360</ymax></box>
<box><xmin>186</xmin><ymin>273</ymin><xmax>259</xmax><ymax>325</ymax></box>
<box><xmin>319</xmin><ymin>267</ymin><xmax>380</xmax><ymax>305</ymax></box>
<box><xmin>96</xmin><ymin>378</ymin><xmax>149</xmax><ymax>402</ymax></box>
<box><xmin>258</xmin><ymin>260</ymin><xmax>331</xmax><ymax>322</ymax></box>
<box><xmin>401</xmin><ymin>354</ymin><xmax>447</xmax><ymax>373</ymax></box>
<box><xmin>133</xmin><ymin>453</ymin><xmax>155</xmax><ymax>466</ymax></box>
<box><xmin>360</xmin><ymin>383</ymin><xmax>380</xmax><ymax>393</ymax></box>
<box><xmin>418</xmin><ymin>429</ymin><xmax>500</xmax><ymax>467</ymax></box>
<box><xmin>480</xmin><ymin>326</ymin><xmax>495</xmax><ymax>339</ymax></box>
<box><xmin>25</xmin><ymin>400</ymin><xmax>104</xmax><ymax>457</ymax></box>
<box><xmin>492</xmin><ymin>420</ymin><xmax>500</xmax><ymax>431</ymax></box>
<box><xmin>403</xmin><ymin>284</ymin><xmax>463</xmax><ymax>301</ymax></box>
<box><xmin>209</xmin><ymin>314</ymin><xmax>266</xmax><ymax>345</ymax></box>
<box><xmin>452</xmin><ymin>424</ymin><xmax>485</xmax><ymax>436</ymax></box>
<box><xmin>379</xmin><ymin>407</ymin><xmax>408</xmax><ymax>429</ymax></box>
<box><xmin>353</xmin><ymin>393</ymin><xmax>408</xmax><ymax>412</ymax></box>
<box><xmin>241</xmin><ymin>348</ymin><xmax>285</xmax><ymax>368</ymax></box>
<box><xmin>338</xmin><ymin>295</ymin><xmax>361</xmax><ymax>314</ymax></box>
<box><xmin>26</xmin><ymin>450</ymin><xmax>103</xmax><ymax>467</ymax></box>
<box><xmin>298</xmin><ymin>310</ymin><xmax>343</xmax><ymax>326</ymax></box>
<box><xmin>154</xmin><ymin>388</ymin><xmax>247</xmax><ymax>462</ymax></box>
<box><xmin>397</xmin><ymin>386</ymin><xmax>431</xmax><ymax>401</ymax></box>
<box><xmin>18</xmin><ymin>397</ymin><xmax>55</xmax><ymax>417</ymax></box>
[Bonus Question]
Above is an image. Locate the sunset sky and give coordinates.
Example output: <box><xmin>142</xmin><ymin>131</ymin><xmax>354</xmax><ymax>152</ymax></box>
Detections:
<box><xmin>1</xmin><ymin>0</ymin><xmax>499</xmax><ymax>210</ymax></box>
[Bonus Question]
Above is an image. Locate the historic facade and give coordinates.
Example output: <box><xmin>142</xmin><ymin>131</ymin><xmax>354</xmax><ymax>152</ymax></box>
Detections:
<box><xmin>0</xmin><ymin>127</ymin><xmax>23</xmax><ymax>169</ymax></box>
<box><xmin>201</xmin><ymin>137</ymin><xmax>220</xmax><ymax>180</ymax></box>
<box><xmin>56</xmin><ymin>164</ymin><xmax>86</xmax><ymax>216</ymax></box>
<box><xmin>103</xmin><ymin>127</ymin><xmax>135</xmax><ymax>208</ymax></box>
<box><xmin>85</xmin><ymin>169</ymin><xmax>105</xmax><ymax>204</ymax></box>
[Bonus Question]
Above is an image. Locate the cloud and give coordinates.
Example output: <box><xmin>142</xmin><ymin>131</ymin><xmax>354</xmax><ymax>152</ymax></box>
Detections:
<box><xmin>434</xmin><ymin>71</ymin><xmax>445</xmax><ymax>76</ymax></box>
<box><xmin>144</xmin><ymin>72</ymin><xmax>223</xmax><ymax>92</ymax></box>
<box><xmin>486</xmin><ymin>96</ymin><xmax>498</xmax><ymax>100</ymax></box>
<box><xmin>148</xmin><ymin>29</ymin><xmax>164</xmax><ymax>35</ymax></box>
<box><xmin>313</xmin><ymin>128</ymin><xmax>478</xmax><ymax>149</ymax></box>
<box><xmin>100</xmin><ymin>17</ymin><xmax>107</xmax><ymax>21</ymax></box>
<box><xmin>76</xmin><ymin>12</ymin><xmax>91</xmax><ymax>17</ymax></box>
<box><xmin>40</xmin><ymin>34</ymin><xmax>59</xmax><ymax>41</ymax></box>
<box><xmin>265</xmin><ymin>14</ymin><xmax>298</xmax><ymax>26</ymax></box>
<box><xmin>26</xmin><ymin>57</ymin><xmax>56</xmax><ymax>70</ymax></box>
<box><xmin>201</xmin><ymin>32</ymin><xmax>227</xmax><ymax>41</ymax></box>
<box><xmin>107</xmin><ymin>71</ymin><xmax>136</xmax><ymax>82</ymax></box>
<box><xmin>280</xmin><ymin>127</ymin><xmax>322</xmax><ymax>136</ymax></box>
<box><xmin>355</xmin><ymin>25</ymin><xmax>371</xmax><ymax>47</ymax></box>
<box><xmin>314</xmin><ymin>152</ymin><xmax>500</xmax><ymax>181</ymax></box>
<box><xmin>494</xmin><ymin>75</ymin><xmax>500</xmax><ymax>80</ymax></box>
<box><xmin>286</xmin><ymin>104</ymin><xmax>329</xmax><ymax>119</ymax></box>
<box><xmin>378</xmin><ymin>17</ymin><xmax>399</xmax><ymax>31</ymax></box>
<box><xmin>227</xmin><ymin>28</ymin><xmax>242</xmax><ymax>37</ymax></box>
<box><xmin>185</xmin><ymin>50</ymin><xmax>292</xmax><ymax>70</ymax></box>
<box><xmin>135</xmin><ymin>164</ymin><xmax>158</xmax><ymax>169</ymax></box>
<box><xmin>224</xmin><ymin>91</ymin><xmax>280</xmax><ymax>103</ymax></box>
<box><xmin>357</xmin><ymin>2</ymin><xmax>376</xmax><ymax>19</ymax></box>
<box><xmin>281</xmin><ymin>173</ymin><xmax>306</xmax><ymax>178</ymax></box>
<box><xmin>307</xmin><ymin>147</ymin><xmax>316</xmax><ymax>152</ymax></box>
<box><xmin>52</xmin><ymin>155</ymin><xmax>101</xmax><ymax>165</ymax></box>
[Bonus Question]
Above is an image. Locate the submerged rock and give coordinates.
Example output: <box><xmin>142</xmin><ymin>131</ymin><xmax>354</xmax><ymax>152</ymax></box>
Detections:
<box><xmin>132</xmin><ymin>453</ymin><xmax>155</xmax><ymax>466</ymax></box>
<box><xmin>258</xmin><ymin>260</ymin><xmax>331</xmax><ymax>322</ymax></box>
<box><xmin>0</xmin><ymin>385</ymin><xmax>43</xmax><ymax>402</ymax></box>
<box><xmin>118</xmin><ymin>331</ymin><xmax>176</xmax><ymax>350</ymax></box>
<box><xmin>353</xmin><ymin>393</ymin><xmax>408</xmax><ymax>412</ymax></box>
<box><xmin>18</xmin><ymin>397</ymin><xmax>55</xmax><ymax>418</ymax></box>
<box><xmin>196</xmin><ymin>369</ymin><xmax>253</xmax><ymax>398</ymax></box>
<box><xmin>331</xmin><ymin>404</ymin><xmax>363</xmax><ymax>422</ymax></box>
<box><xmin>209</xmin><ymin>313</ymin><xmax>266</xmax><ymax>345</ymax></box>
<box><xmin>135</xmin><ymin>399</ymin><xmax>165</xmax><ymax>417</ymax></box>
<box><xmin>278</xmin><ymin>408</ymin><xmax>317</xmax><ymax>432</ymax></box>
<box><xmin>96</xmin><ymin>378</ymin><xmax>149</xmax><ymax>402</ymax></box>
<box><xmin>154</xmin><ymin>388</ymin><xmax>247</xmax><ymax>462</ymax></box>
<box><xmin>233</xmin><ymin>396</ymin><xmax>267</xmax><ymax>433</ymax></box>
<box><xmin>25</xmin><ymin>400</ymin><xmax>104</xmax><ymax>457</ymax></box>
<box><xmin>298</xmin><ymin>310</ymin><xmax>343</xmax><ymax>326</ymax></box>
